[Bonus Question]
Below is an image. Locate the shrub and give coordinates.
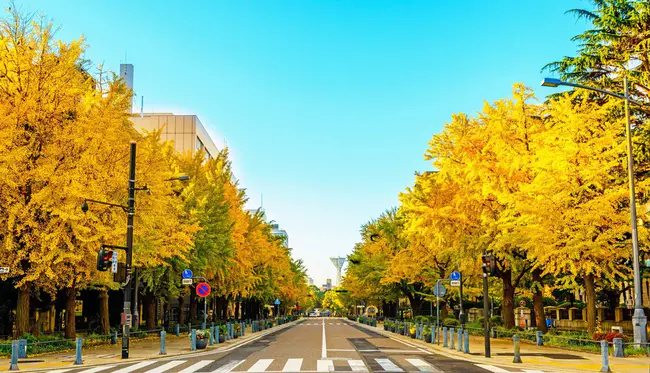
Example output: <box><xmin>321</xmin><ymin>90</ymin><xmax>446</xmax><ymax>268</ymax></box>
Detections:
<box><xmin>489</xmin><ymin>315</ymin><xmax>503</xmax><ymax>326</ymax></box>
<box><xmin>593</xmin><ymin>332</ymin><xmax>628</xmax><ymax>343</ymax></box>
<box><xmin>443</xmin><ymin>318</ymin><xmax>459</xmax><ymax>327</ymax></box>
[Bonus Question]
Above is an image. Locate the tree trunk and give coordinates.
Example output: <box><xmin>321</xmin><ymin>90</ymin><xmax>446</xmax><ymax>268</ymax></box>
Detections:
<box><xmin>406</xmin><ymin>293</ymin><xmax>423</xmax><ymax>316</ymax></box>
<box><xmin>178</xmin><ymin>296</ymin><xmax>185</xmax><ymax>325</ymax></box>
<box><xmin>144</xmin><ymin>292</ymin><xmax>155</xmax><ymax>330</ymax></box>
<box><xmin>64</xmin><ymin>287</ymin><xmax>76</xmax><ymax>339</ymax></box>
<box><xmin>14</xmin><ymin>284</ymin><xmax>30</xmax><ymax>338</ymax></box>
<box><xmin>532</xmin><ymin>269</ymin><xmax>547</xmax><ymax>333</ymax></box>
<box><xmin>585</xmin><ymin>273</ymin><xmax>597</xmax><ymax>335</ymax></box>
<box><xmin>99</xmin><ymin>288</ymin><xmax>110</xmax><ymax>334</ymax></box>
<box><xmin>189</xmin><ymin>291</ymin><xmax>197</xmax><ymax>322</ymax></box>
<box><xmin>235</xmin><ymin>301</ymin><xmax>240</xmax><ymax>320</ymax></box>
<box><xmin>502</xmin><ymin>270</ymin><xmax>515</xmax><ymax>329</ymax></box>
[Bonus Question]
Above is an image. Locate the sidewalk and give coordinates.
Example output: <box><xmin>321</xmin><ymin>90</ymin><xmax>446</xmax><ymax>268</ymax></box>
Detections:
<box><xmin>357</xmin><ymin>322</ymin><xmax>650</xmax><ymax>373</ymax></box>
<box><xmin>0</xmin><ymin>322</ymin><xmax>292</xmax><ymax>372</ymax></box>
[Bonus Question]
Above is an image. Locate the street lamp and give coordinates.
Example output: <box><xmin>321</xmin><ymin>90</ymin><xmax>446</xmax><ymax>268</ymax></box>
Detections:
<box><xmin>541</xmin><ymin>76</ymin><xmax>648</xmax><ymax>346</ymax></box>
<box><xmin>81</xmin><ymin>142</ymin><xmax>190</xmax><ymax>358</ymax></box>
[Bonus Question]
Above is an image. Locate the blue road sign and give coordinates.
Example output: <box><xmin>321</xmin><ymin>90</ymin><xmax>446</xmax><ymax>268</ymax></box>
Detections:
<box><xmin>433</xmin><ymin>283</ymin><xmax>447</xmax><ymax>297</ymax></box>
<box><xmin>274</xmin><ymin>298</ymin><xmax>281</xmax><ymax>305</ymax></box>
<box><xmin>182</xmin><ymin>269</ymin><xmax>193</xmax><ymax>279</ymax></box>
<box><xmin>450</xmin><ymin>271</ymin><xmax>461</xmax><ymax>281</ymax></box>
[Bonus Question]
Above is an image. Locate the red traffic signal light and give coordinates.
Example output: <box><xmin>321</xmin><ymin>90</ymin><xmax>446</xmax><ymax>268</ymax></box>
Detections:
<box><xmin>97</xmin><ymin>249</ymin><xmax>113</xmax><ymax>271</ymax></box>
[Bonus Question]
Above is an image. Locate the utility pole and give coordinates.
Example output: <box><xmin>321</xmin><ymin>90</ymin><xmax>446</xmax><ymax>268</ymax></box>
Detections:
<box><xmin>122</xmin><ymin>141</ymin><xmax>136</xmax><ymax>359</ymax></box>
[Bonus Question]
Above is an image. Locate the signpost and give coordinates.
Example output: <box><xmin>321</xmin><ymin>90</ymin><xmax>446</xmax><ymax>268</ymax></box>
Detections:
<box><xmin>182</xmin><ymin>269</ymin><xmax>193</xmax><ymax>279</ymax></box>
<box><xmin>196</xmin><ymin>283</ymin><xmax>211</xmax><ymax>298</ymax></box>
<box><xmin>450</xmin><ymin>271</ymin><xmax>464</xmax><ymax>328</ymax></box>
<box><xmin>274</xmin><ymin>298</ymin><xmax>280</xmax><ymax>317</ymax></box>
<box><xmin>181</xmin><ymin>278</ymin><xmax>193</xmax><ymax>285</ymax></box>
<box><xmin>450</xmin><ymin>280</ymin><xmax>461</xmax><ymax>287</ymax></box>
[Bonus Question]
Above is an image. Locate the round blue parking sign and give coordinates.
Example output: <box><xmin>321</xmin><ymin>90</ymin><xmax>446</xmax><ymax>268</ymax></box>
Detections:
<box><xmin>450</xmin><ymin>271</ymin><xmax>461</xmax><ymax>281</ymax></box>
<box><xmin>182</xmin><ymin>269</ymin><xmax>193</xmax><ymax>279</ymax></box>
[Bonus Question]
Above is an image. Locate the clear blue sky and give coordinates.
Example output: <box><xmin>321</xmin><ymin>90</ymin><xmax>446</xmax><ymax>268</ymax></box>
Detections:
<box><xmin>18</xmin><ymin>0</ymin><xmax>587</xmax><ymax>286</ymax></box>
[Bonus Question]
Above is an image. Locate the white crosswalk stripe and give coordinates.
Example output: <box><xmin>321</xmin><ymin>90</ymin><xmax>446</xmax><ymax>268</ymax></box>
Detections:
<box><xmin>145</xmin><ymin>360</ymin><xmax>186</xmax><ymax>373</ymax></box>
<box><xmin>405</xmin><ymin>359</ymin><xmax>432</xmax><ymax>372</ymax></box>
<box><xmin>76</xmin><ymin>367</ymin><xmax>116</xmax><ymax>373</ymax></box>
<box><xmin>47</xmin><ymin>370</ymin><xmax>73</xmax><ymax>373</ymax></box>
<box><xmin>475</xmin><ymin>365</ymin><xmax>510</xmax><ymax>373</ymax></box>
<box><xmin>348</xmin><ymin>360</ymin><xmax>368</xmax><ymax>372</ymax></box>
<box><xmin>317</xmin><ymin>359</ymin><xmax>334</xmax><ymax>372</ymax></box>
<box><xmin>375</xmin><ymin>358</ymin><xmax>404</xmax><ymax>372</ymax></box>
<box><xmin>113</xmin><ymin>361</ymin><xmax>156</xmax><ymax>373</ymax></box>
<box><xmin>213</xmin><ymin>360</ymin><xmax>245</xmax><ymax>372</ymax></box>
<box><xmin>283</xmin><ymin>358</ymin><xmax>303</xmax><ymax>372</ymax></box>
<box><xmin>178</xmin><ymin>360</ymin><xmax>214</xmax><ymax>373</ymax></box>
<box><xmin>248</xmin><ymin>359</ymin><xmax>274</xmax><ymax>372</ymax></box>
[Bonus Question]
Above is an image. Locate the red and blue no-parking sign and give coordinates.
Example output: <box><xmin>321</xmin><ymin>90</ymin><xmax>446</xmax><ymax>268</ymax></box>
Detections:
<box><xmin>196</xmin><ymin>282</ymin><xmax>211</xmax><ymax>298</ymax></box>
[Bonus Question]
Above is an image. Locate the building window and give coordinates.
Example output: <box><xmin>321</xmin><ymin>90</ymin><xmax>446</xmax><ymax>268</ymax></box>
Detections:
<box><xmin>196</xmin><ymin>137</ymin><xmax>203</xmax><ymax>151</ymax></box>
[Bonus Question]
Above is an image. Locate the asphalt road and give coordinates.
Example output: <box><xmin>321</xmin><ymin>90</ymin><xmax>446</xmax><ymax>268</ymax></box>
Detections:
<box><xmin>47</xmin><ymin>318</ymin><xmax>547</xmax><ymax>373</ymax></box>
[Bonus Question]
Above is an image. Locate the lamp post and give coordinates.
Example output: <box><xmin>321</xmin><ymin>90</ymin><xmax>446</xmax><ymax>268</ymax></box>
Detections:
<box><xmin>81</xmin><ymin>141</ymin><xmax>190</xmax><ymax>358</ymax></box>
<box><xmin>541</xmin><ymin>76</ymin><xmax>648</xmax><ymax>346</ymax></box>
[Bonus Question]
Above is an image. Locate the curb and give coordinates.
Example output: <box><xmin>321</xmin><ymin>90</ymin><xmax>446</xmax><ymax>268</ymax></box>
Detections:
<box><xmin>351</xmin><ymin>322</ymin><xmax>599</xmax><ymax>373</ymax></box>
<box><xmin>3</xmin><ymin>319</ymin><xmax>303</xmax><ymax>372</ymax></box>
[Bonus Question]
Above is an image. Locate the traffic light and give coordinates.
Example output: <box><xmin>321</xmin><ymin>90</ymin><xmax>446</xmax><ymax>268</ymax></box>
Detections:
<box><xmin>97</xmin><ymin>248</ymin><xmax>113</xmax><ymax>271</ymax></box>
<box><xmin>481</xmin><ymin>254</ymin><xmax>496</xmax><ymax>276</ymax></box>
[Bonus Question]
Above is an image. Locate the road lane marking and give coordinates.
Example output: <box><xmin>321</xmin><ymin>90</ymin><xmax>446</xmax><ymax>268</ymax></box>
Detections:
<box><xmin>405</xmin><ymin>359</ymin><xmax>433</xmax><ymax>372</ymax></box>
<box><xmin>145</xmin><ymin>360</ymin><xmax>186</xmax><ymax>372</ymax></box>
<box><xmin>76</xmin><ymin>367</ymin><xmax>116</xmax><ymax>373</ymax></box>
<box><xmin>321</xmin><ymin>317</ymin><xmax>327</xmax><ymax>358</ymax></box>
<box><xmin>113</xmin><ymin>361</ymin><xmax>156</xmax><ymax>372</ymax></box>
<box><xmin>248</xmin><ymin>359</ymin><xmax>274</xmax><ymax>372</ymax></box>
<box><xmin>475</xmin><ymin>365</ymin><xmax>510</xmax><ymax>373</ymax></box>
<box><xmin>47</xmin><ymin>370</ymin><xmax>73</xmax><ymax>373</ymax></box>
<box><xmin>178</xmin><ymin>360</ymin><xmax>214</xmax><ymax>373</ymax></box>
<box><xmin>375</xmin><ymin>358</ymin><xmax>404</xmax><ymax>372</ymax></box>
<box><xmin>317</xmin><ymin>360</ymin><xmax>334</xmax><ymax>372</ymax></box>
<box><xmin>348</xmin><ymin>360</ymin><xmax>368</xmax><ymax>372</ymax></box>
<box><xmin>522</xmin><ymin>371</ymin><xmax>546</xmax><ymax>373</ymax></box>
<box><xmin>282</xmin><ymin>358</ymin><xmax>303</xmax><ymax>372</ymax></box>
<box><xmin>213</xmin><ymin>360</ymin><xmax>245</xmax><ymax>372</ymax></box>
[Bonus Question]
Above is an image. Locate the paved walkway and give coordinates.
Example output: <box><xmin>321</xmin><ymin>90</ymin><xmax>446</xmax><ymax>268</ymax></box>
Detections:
<box><xmin>357</xmin><ymin>322</ymin><xmax>650</xmax><ymax>373</ymax></box>
<box><xmin>0</xmin><ymin>324</ymin><xmax>281</xmax><ymax>372</ymax></box>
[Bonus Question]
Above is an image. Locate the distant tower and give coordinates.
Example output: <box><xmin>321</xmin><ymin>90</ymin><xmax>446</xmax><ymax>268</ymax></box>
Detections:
<box><xmin>330</xmin><ymin>257</ymin><xmax>347</xmax><ymax>286</ymax></box>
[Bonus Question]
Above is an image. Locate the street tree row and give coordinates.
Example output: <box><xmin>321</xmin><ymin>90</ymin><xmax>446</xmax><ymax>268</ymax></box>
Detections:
<box><xmin>0</xmin><ymin>8</ymin><xmax>308</xmax><ymax>339</ymax></box>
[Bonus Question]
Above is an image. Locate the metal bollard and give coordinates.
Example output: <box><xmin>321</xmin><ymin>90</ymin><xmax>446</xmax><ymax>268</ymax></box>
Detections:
<box><xmin>160</xmin><ymin>331</ymin><xmax>167</xmax><ymax>355</ymax></box>
<box><xmin>210</xmin><ymin>326</ymin><xmax>215</xmax><ymax>345</ymax></box>
<box><xmin>536</xmin><ymin>331</ymin><xmax>543</xmax><ymax>346</ymax></box>
<box><xmin>175</xmin><ymin>323</ymin><xmax>180</xmax><ymax>337</ymax></box>
<box><xmin>464</xmin><ymin>330</ymin><xmax>469</xmax><ymax>354</ymax></box>
<box><xmin>443</xmin><ymin>327</ymin><xmax>448</xmax><ymax>347</ymax></box>
<box><xmin>10</xmin><ymin>340</ymin><xmax>19</xmax><ymax>371</ymax></box>
<box><xmin>415</xmin><ymin>324</ymin><xmax>420</xmax><ymax>339</ymax></box>
<box><xmin>613</xmin><ymin>338</ymin><xmax>624</xmax><ymax>358</ymax></box>
<box><xmin>191</xmin><ymin>329</ymin><xmax>197</xmax><ymax>351</ymax></box>
<box><xmin>512</xmin><ymin>335</ymin><xmax>522</xmax><ymax>363</ymax></box>
<box><xmin>18</xmin><ymin>339</ymin><xmax>27</xmax><ymax>359</ymax></box>
<box><xmin>450</xmin><ymin>328</ymin><xmax>455</xmax><ymax>350</ymax></box>
<box><xmin>600</xmin><ymin>340</ymin><xmax>611</xmax><ymax>372</ymax></box>
<box><xmin>111</xmin><ymin>330</ymin><xmax>117</xmax><ymax>344</ymax></box>
<box><xmin>75</xmin><ymin>337</ymin><xmax>83</xmax><ymax>365</ymax></box>
<box><xmin>457</xmin><ymin>328</ymin><xmax>462</xmax><ymax>352</ymax></box>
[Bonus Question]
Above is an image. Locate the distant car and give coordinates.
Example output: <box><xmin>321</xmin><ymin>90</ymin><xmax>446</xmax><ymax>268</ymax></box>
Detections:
<box><xmin>309</xmin><ymin>311</ymin><xmax>317</xmax><ymax>317</ymax></box>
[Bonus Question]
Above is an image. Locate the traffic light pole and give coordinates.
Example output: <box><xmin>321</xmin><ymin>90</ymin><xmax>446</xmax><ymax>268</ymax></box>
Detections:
<box><xmin>122</xmin><ymin>141</ymin><xmax>137</xmax><ymax>359</ymax></box>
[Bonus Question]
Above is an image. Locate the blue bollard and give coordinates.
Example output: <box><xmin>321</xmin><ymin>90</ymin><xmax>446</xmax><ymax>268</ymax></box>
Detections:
<box><xmin>175</xmin><ymin>323</ymin><xmax>180</xmax><ymax>337</ymax></box>
<box><xmin>613</xmin><ymin>338</ymin><xmax>624</xmax><ymax>358</ymax></box>
<box><xmin>513</xmin><ymin>335</ymin><xmax>522</xmax><ymax>363</ymax></box>
<box><xmin>75</xmin><ymin>337</ymin><xmax>83</xmax><ymax>365</ymax></box>
<box><xmin>536</xmin><ymin>331</ymin><xmax>543</xmax><ymax>346</ymax></box>
<box><xmin>421</xmin><ymin>323</ymin><xmax>425</xmax><ymax>341</ymax></box>
<box><xmin>457</xmin><ymin>328</ymin><xmax>462</xmax><ymax>352</ymax></box>
<box><xmin>10</xmin><ymin>340</ymin><xmax>19</xmax><ymax>371</ymax></box>
<box><xmin>111</xmin><ymin>330</ymin><xmax>117</xmax><ymax>344</ymax></box>
<box><xmin>17</xmin><ymin>339</ymin><xmax>26</xmax><ymax>359</ymax></box>
<box><xmin>241</xmin><ymin>322</ymin><xmax>245</xmax><ymax>336</ymax></box>
<box><xmin>209</xmin><ymin>326</ymin><xmax>214</xmax><ymax>345</ymax></box>
<box><xmin>449</xmin><ymin>328</ymin><xmax>455</xmax><ymax>350</ymax></box>
<box><xmin>600</xmin><ymin>340</ymin><xmax>611</xmax><ymax>372</ymax></box>
<box><xmin>160</xmin><ymin>331</ymin><xmax>167</xmax><ymax>355</ymax></box>
<box><xmin>442</xmin><ymin>327</ymin><xmax>448</xmax><ymax>347</ymax></box>
<box><xmin>464</xmin><ymin>330</ymin><xmax>469</xmax><ymax>354</ymax></box>
<box><xmin>191</xmin><ymin>329</ymin><xmax>197</xmax><ymax>351</ymax></box>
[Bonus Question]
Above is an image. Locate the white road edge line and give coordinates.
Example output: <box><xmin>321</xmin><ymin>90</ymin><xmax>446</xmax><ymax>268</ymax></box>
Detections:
<box><xmin>321</xmin><ymin>317</ymin><xmax>327</xmax><ymax>358</ymax></box>
<box><xmin>475</xmin><ymin>364</ymin><xmax>510</xmax><ymax>373</ymax></box>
